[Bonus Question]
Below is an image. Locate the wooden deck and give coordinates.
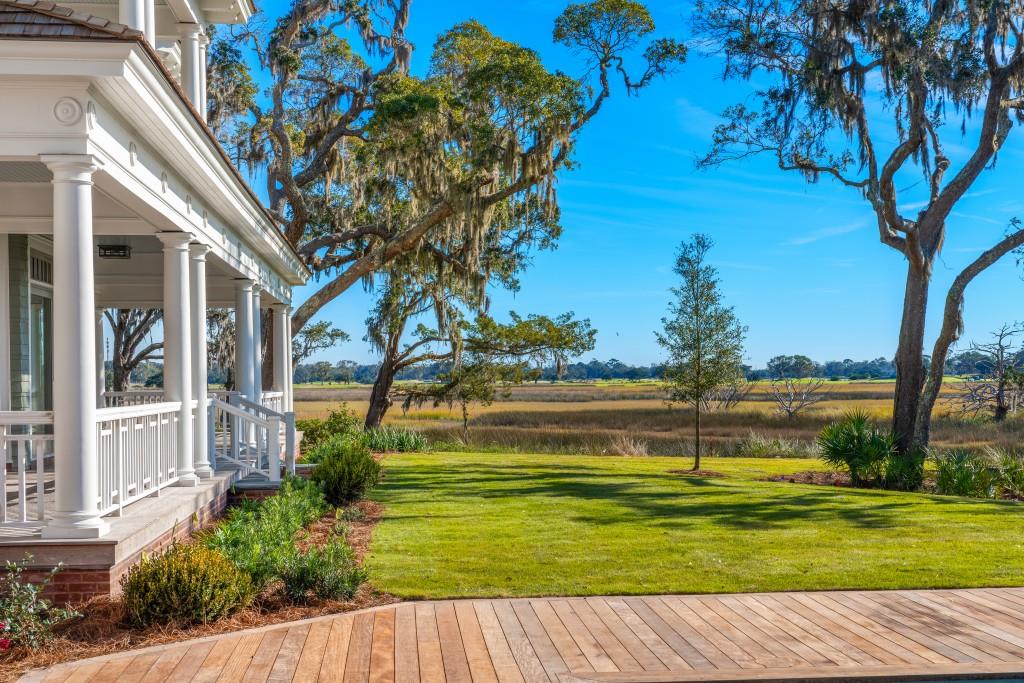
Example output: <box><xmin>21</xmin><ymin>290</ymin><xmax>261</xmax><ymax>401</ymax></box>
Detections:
<box><xmin>26</xmin><ymin>588</ymin><xmax>1024</xmax><ymax>682</ymax></box>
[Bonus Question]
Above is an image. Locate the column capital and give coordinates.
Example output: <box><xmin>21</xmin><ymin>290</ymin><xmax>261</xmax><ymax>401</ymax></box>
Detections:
<box><xmin>270</xmin><ymin>303</ymin><xmax>292</xmax><ymax>314</ymax></box>
<box><xmin>234</xmin><ymin>277</ymin><xmax>255</xmax><ymax>292</ymax></box>
<box><xmin>178</xmin><ymin>22</ymin><xmax>204</xmax><ymax>39</ymax></box>
<box><xmin>40</xmin><ymin>155</ymin><xmax>103</xmax><ymax>182</ymax></box>
<box><xmin>156</xmin><ymin>231</ymin><xmax>193</xmax><ymax>249</ymax></box>
<box><xmin>189</xmin><ymin>242</ymin><xmax>213</xmax><ymax>259</ymax></box>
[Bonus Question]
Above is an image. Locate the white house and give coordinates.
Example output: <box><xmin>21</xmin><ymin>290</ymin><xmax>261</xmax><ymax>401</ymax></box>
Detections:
<box><xmin>0</xmin><ymin>0</ymin><xmax>307</xmax><ymax>596</ymax></box>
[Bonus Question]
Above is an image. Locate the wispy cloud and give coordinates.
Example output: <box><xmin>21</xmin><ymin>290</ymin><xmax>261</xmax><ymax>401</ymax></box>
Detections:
<box><xmin>675</xmin><ymin>97</ymin><xmax>723</xmax><ymax>138</ymax></box>
<box><xmin>787</xmin><ymin>220</ymin><xmax>866</xmax><ymax>245</ymax></box>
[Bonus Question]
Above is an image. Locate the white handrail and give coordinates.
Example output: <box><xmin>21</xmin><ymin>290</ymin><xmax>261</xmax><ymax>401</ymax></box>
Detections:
<box><xmin>97</xmin><ymin>401</ymin><xmax>183</xmax><ymax>421</ymax></box>
<box><xmin>0</xmin><ymin>413</ymin><xmax>53</xmax><ymax>525</ymax></box>
<box><xmin>96</xmin><ymin>401</ymin><xmax>180</xmax><ymax>516</ymax></box>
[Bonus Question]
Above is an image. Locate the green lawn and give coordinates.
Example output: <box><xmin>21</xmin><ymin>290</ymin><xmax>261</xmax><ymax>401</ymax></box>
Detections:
<box><xmin>365</xmin><ymin>452</ymin><xmax>1024</xmax><ymax>598</ymax></box>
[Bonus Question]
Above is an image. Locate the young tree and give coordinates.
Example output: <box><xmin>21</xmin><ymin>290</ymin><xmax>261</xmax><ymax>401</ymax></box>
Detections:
<box><xmin>657</xmin><ymin>234</ymin><xmax>746</xmax><ymax>471</ymax></box>
<box><xmin>105</xmin><ymin>309</ymin><xmax>163</xmax><ymax>392</ymax></box>
<box><xmin>693</xmin><ymin>0</ymin><xmax>1024</xmax><ymax>455</ymax></box>
<box><xmin>210</xmin><ymin>0</ymin><xmax>684</xmax><ymax>336</ymax></box>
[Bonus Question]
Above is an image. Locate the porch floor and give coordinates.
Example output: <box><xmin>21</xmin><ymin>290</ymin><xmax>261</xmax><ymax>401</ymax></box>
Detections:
<box><xmin>23</xmin><ymin>588</ymin><xmax>1024</xmax><ymax>682</ymax></box>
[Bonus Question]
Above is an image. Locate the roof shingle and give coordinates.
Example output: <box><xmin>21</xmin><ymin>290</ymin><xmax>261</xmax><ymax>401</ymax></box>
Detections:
<box><xmin>0</xmin><ymin>0</ymin><xmax>142</xmax><ymax>40</ymax></box>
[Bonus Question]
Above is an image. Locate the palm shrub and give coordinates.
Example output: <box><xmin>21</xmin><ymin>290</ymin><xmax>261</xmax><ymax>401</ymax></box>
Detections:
<box><xmin>817</xmin><ymin>411</ymin><xmax>895</xmax><ymax>487</ymax></box>
<box><xmin>932</xmin><ymin>449</ymin><xmax>996</xmax><ymax>498</ymax></box>
<box><xmin>992</xmin><ymin>447</ymin><xmax>1024</xmax><ymax>499</ymax></box>
<box><xmin>310</xmin><ymin>435</ymin><xmax>382</xmax><ymax>506</ymax></box>
<box><xmin>279</xmin><ymin>538</ymin><xmax>367</xmax><ymax>603</ymax></box>
<box><xmin>883</xmin><ymin>447</ymin><xmax>926</xmax><ymax>492</ymax></box>
<box><xmin>362</xmin><ymin>426</ymin><xmax>427</xmax><ymax>453</ymax></box>
<box><xmin>120</xmin><ymin>543</ymin><xmax>255</xmax><ymax>627</ymax></box>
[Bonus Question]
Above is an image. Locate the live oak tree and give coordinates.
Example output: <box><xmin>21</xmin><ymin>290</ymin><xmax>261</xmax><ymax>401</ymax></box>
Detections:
<box><xmin>400</xmin><ymin>312</ymin><xmax>597</xmax><ymax>442</ymax></box>
<box><xmin>211</xmin><ymin>0</ymin><xmax>685</xmax><ymax>337</ymax></box>
<box><xmin>105</xmin><ymin>309</ymin><xmax>163</xmax><ymax>392</ymax></box>
<box><xmin>292</xmin><ymin>321</ymin><xmax>349</xmax><ymax>366</ymax></box>
<box><xmin>657</xmin><ymin>234</ymin><xmax>746</xmax><ymax>471</ymax></box>
<box><xmin>693</xmin><ymin>0</ymin><xmax>1024</xmax><ymax>455</ymax></box>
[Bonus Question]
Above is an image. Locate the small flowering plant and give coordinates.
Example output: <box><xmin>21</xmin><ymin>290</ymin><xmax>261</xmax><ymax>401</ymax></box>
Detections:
<box><xmin>0</xmin><ymin>556</ymin><xmax>80</xmax><ymax>651</ymax></box>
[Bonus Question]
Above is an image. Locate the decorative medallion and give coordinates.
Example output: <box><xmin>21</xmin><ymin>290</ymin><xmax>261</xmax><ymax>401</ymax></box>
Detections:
<box><xmin>53</xmin><ymin>97</ymin><xmax>83</xmax><ymax>126</ymax></box>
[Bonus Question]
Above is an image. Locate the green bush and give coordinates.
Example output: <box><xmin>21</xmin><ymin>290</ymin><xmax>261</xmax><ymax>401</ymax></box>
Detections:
<box><xmin>883</xmin><ymin>448</ymin><xmax>926</xmax><ymax>492</ymax></box>
<box><xmin>297</xmin><ymin>406</ymin><xmax>362</xmax><ymax>453</ymax></box>
<box><xmin>279</xmin><ymin>539</ymin><xmax>367</xmax><ymax>603</ymax></box>
<box><xmin>204</xmin><ymin>477</ymin><xmax>327</xmax><ymax>588</ymax></box>
<box><xmin>0</xmin><ymin>557</ymin><xmax>80</xmax><ymax>650</ymax></box>
<box><xmin>311</xmin><ymin>436</ymin><xmax>382</xmax><ymax>506</ymax></box>
<box><xmin>120</xmin><ymin>543</ymin><xmax>255</xmax><ymax>627</ymax></box>
<box><xmin>993</xmin><ymin>447</ymin><xmax>1024</xmax><ymax>499</ymax></box>
<box><xmin>363</xmin><ymin>426</ymin><xmax>428</xmax><ymax>453</ymax></box>
<box><xmin>817</xmin><ymin>411</ymin><xmax>897</xmax><ymax>487</ymax></box>
<box><xmin>933</xmin><ymin>449</ymin><xmax>996</xmax><ymax>498</ymax></box>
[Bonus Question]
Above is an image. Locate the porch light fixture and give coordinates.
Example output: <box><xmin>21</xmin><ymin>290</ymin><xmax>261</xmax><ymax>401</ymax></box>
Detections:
<box><xmin>98</xmin><ymin>245</ymin><xmax>132</xmax><ymax>259</ymax></box>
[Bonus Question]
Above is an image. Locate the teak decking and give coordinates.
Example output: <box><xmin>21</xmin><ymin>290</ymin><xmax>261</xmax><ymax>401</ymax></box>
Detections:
<box><xmin>26</xmin><ymin>588</ymin><xmax>1024</xmax><ymax>682</ymax></box>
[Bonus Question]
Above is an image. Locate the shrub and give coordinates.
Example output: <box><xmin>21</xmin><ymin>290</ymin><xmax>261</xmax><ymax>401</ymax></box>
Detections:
<box><xmin>120</xmin><ymin>543</ymin><xmax>255</xmax><ymax>627</ymax></box>
<box><xmin>311</xmin><ymin>436</ymin><xmax>382</xmax><ymax>505</ymax></box>
<box><xmin>992</xmin><ymin>447</ymin><xmax>1024</xmax><ymax>499</ymax></box>
<box><xmin>279</xmin><ymin>539</ymin><xmax>367</xmax><ymax>603</ymax></box>
<box><xmin>297</xmin><ymin>405</ymin><xmax>362</xmax><ymax>453</ymax></box>
<box><xmin>362</xmin><ymin>426</ymin><xmax>427</xmax><ymax>453</ymax></box>
<box><xmin>932</xmin><ymin>449</ymin><xmax>996</xmax><ymax>498</ymax></box>
<box><xmin>0</xmin><ymin>557</ymin><xmax>80</xmax><ymax>650</ymax></box>
<box><xmin>883</xmin><ymin>448</ymin><xmax>926</xmax><ymax>492</ymax></box>
<box><xmin>817</xmin><ymin>411</ymin><xmax>896</xmax><ymax>486</ymax></box>
<box><xmin>205</xmin><ymin>477</ymin><xmax>327</xmax><ymax>587</ymax></box>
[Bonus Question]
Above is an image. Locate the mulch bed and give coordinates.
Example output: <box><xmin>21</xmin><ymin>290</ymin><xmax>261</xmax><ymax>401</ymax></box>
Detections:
<box><xmin>767</xmin><ymin>470</ymin><xmax>852</xmax><ymax>487</ymax></box>
<box><xmin>0</xmin><ymin>500</ymin><xmax>394</xmax><ymax>683</ymax></box>
<box><xmin>668</xmin><ymin>469</ymin><xmax>726</xmax><ymax>478</ymax></box>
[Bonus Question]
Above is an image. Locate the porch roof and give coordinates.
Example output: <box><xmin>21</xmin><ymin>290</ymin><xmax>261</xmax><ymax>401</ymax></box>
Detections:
<box><xmin>0</xmin><ymin>0</ymin><xmax>311</xmax><ymax>287</ymax></box>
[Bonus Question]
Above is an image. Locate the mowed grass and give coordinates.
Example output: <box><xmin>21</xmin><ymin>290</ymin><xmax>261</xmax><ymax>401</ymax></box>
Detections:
<box><xmin>365</xmin><ymin>452</ymin><xmax>1024</xmax><ymax>598</ymax></box>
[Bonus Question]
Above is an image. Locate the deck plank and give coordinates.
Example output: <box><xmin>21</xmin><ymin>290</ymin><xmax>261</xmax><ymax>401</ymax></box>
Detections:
<box><xmin>28</xmin><ymin>589</ymin><xmax>1024</xmax><ymax>683</ymax></box>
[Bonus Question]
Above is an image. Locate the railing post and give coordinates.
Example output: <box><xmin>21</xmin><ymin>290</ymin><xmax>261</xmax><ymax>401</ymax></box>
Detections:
<box><xmin>268</xmin><ymin>415</ymin><xmax>281</xmax><ymax>483</ymax></box>
<box><xmin>207</xmin><ymin>401</ymin><xmax>217</xmax><ymax>473</ymax></box>
<box><xmin>284</xmin><ymin>411</ymin><xmax>296</xmax><ymax>476</ymax></box>
<box><xmin>229</xmin><ymin>394</ymin><xmax>240</xmax><ymax>461</ymax></box>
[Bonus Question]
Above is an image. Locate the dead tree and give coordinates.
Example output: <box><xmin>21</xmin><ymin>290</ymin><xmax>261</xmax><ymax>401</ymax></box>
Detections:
<box><xmin>768</xmin><ymin>378</ymin><xmax>826</xmax><ymax>420</ymax></box>
<box><xmin>947</xmin><ymin>324</ymin><xmax>1024</xmax><ymax>421</ymax></box>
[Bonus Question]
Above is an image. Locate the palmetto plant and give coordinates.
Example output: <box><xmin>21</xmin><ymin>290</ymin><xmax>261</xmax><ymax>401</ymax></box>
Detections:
<box><xmin>817</xmin><ymin>411</ymin><xmax>896</xmax><ymax>487</ymax></box>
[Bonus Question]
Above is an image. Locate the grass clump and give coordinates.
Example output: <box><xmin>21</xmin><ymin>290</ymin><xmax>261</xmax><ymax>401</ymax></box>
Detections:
<box><xmin>363</xmin><ymin>425</ymin><xmax>428</xmax><ymax>452</ymax></box>
<box><xmin>204</xmin><ymin>477</ymin><xmax>327</xmax><ymax>588</ymax></box>
<box><xmin>932</xmin><ymin>449</ymin><xmax>996</xmax><ymax>498</ymax></box>
<box><xmin>120</xmin><ymin>543</ymin><xmax>255</xmax><ymax>627</ymax></box>
<box><xmin>311</xmin><ymin>436</ymin><xmax>382</xmax><ymax>506</ymax></box>
<box><xmin>279</xmin><ymin>538</ymin><xmax>367</xmax><ymax>603</ymax></box>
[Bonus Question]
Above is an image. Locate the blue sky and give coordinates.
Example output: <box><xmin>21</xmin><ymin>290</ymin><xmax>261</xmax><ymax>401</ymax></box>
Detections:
<box><xmin>278</xmin><ymin>0</ymin><xmax>1024</xmax><ymax>368</ymax></box>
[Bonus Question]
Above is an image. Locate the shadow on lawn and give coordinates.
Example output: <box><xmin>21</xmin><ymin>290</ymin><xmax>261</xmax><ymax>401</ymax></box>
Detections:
<box><xmin>380</xmin><ymin>460</ymin><xmax>1011</xmax><ymax>532</ymax></box>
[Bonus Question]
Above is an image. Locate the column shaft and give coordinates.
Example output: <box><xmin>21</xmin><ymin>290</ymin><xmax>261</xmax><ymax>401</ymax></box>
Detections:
<box><xmin>179</xmin><ymin>24</ymin><xmax>203</xmax><ymax>109</ymax></box>
<box><xmin>252</xmin><ymin>288</ymin><xmax>262</xmax><ymax>403</ymax></box>
<box><xmin>190</xmin><ymin>245</ymin><xmax>213</xmax><ymax>478</ymax></box>
<box><xmin>158</xmin><ymin>232</ymin><xmax>198</xmax><ymax>487</ymax></box>
<box><xmin>40</xmin><ymin>155</ymin><xmax>109</xmax><ymax>538</ymax></box>
<box><xmin>234</xmin><ymin>280</ymin><xmax>255</xmax><ymax>400</ymax></box>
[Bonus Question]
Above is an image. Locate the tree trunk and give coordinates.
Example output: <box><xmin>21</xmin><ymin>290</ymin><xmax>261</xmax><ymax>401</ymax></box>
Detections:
<box><xmin>892</xmin><ymin>263</ymin><xmax>930</xmax><ymax>454</ymax></box>
<box><xmin>112</xmin><ymin>360</ymin><xmax>130</xmax><ymax>392</ymax></box>
<box><xmin>365</xmin><ymin>353</ymin><xmax>399</xmax><ymax>429</ymax></box>
<box><xmin>693</xmin><ymin>404</ymin><xmax>702</xmax><ymax>471</ymax></box>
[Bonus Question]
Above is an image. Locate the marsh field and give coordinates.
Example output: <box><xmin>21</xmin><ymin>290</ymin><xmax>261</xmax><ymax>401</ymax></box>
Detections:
<box><xmin>293</xmin><ymin>379</ymin><xmax>1023</xmax><ymax>457</ymax></box>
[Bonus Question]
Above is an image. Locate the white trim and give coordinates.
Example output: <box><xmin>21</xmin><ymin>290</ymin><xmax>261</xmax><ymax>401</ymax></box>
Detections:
<box><xmin>0</xmin><ymin>235</ymin><xmax>10</xmax><ymax>411</ymax></box>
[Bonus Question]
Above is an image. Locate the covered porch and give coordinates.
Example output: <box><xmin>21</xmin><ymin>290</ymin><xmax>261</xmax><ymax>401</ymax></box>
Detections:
<box><xmin>0</xmin><ymin>161</ymin><xmax>300</xmax><ymax>540</ymax></box>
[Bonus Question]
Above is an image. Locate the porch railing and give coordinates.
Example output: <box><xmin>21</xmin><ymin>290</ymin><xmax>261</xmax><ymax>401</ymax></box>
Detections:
<box><xmin>101</xmin><ymin>391</ymin><xmax>166</xmax><ymax>408</ymax></box>
<box><xmin>0</xmin><ymin>411</ymin><xmax>54</xmax><ymax>525</ymax></box>
<box><xmin>95</xmin><ymin>402</ymin><xmax>181</xmax><ymax>516</ymax></box>
<box><xmin>209</xmin><ymin>396</ymin><xmax>294</xmax><ymax>481</ymax></box>
<box><xmin>261</xmin><ymin>391</ymin><xmax>284</xmax><ymax>413</ymax></box>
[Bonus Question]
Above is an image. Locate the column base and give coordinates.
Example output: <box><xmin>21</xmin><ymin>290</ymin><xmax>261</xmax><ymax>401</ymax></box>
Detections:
<box><xmin>175</xmin><ymin>472</ymin><xmax>201</xmax><ymax>487</ymax></box>
<box><xmin>194</xmin><ymin>465</ymin><xmax>214</xmax><ymax>480</ymax></box>
<box><xmin>41</xmin><ymin>514</ymin><xmax>111</xmax><ymax>539</ymax></box>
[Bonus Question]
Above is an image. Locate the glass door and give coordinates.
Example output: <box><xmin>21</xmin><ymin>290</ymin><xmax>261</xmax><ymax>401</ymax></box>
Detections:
<box><xmin>29</xmin><ymin>293</ymin><xmax>52</xmax><ymax>412</ymax></box>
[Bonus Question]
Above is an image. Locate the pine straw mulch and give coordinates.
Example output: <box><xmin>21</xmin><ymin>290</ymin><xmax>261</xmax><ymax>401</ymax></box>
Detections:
<box><xmin>667</xmin><ymin>469</ymin><xmax>726</xmax><ymax>478</ymax></box>
<box><xmin>0</xmin><ymin>500</ymin><xmax>395</xmax><ymax>683</ymax></box>
<box><xmin>766</xmin><ymin>470</ymin><xmax>852</xmax><ymax>487</ymax></box>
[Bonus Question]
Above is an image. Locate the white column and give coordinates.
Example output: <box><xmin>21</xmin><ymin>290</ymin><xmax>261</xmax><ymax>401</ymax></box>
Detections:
<box><xmin>252</xmin><ymin>288</ymin><xmax>263</xmax><ymax>403</ymax></box>
<box><xmin>198</xmin><ymin>33</ymin><xmax>210</xmax><ymax>122</ymax></box>
<box><xmin>284</xmin><ymin>310</ymin><xmax>294</xmax><ymax>411</ymax></box>
<box><xmin>118</xmin><ymin>0</ymin><xmax>145</xmax><ymax>34</ymax></box>
<box><xmin>0</xmin><ymin>236</ymin><xmax>10</xmax><ymax>411</ymax></box>
<box><xmin>143</xmin><ymin>0</ymin><xmax>154</xmax><ymax>45</ymax></box>
<box><xmin>95</xmin><ymin>309</ymin><xmax>105</xmax><ymax>408</ymax></box>
<box><xmin>271</xmin><ymin>304</ymin><xmax>290</xmax><ymax>397</ymax></box>
<box><xmin>190</xmin><ymin>244</ymin><xmax>213</xmax><ymax>478</ymax></box>
<box><xmin>234</xmin><ymin>279</ymin><xmax>255</xmax><ymax>400</ymax></box>
<box><xmin>40</xmin><ymin>155</ymin><xmax>109</xmax><ymax>539</ymax></box>
<box><xmin>179</xmin><ymin>24</ymin><xmax>204</xmax><ymax>110</ymax></box>
<box><xmin>157</xmin><ymin>232</ymin><xmax>198</xmax><ymax>487</ymax></box>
